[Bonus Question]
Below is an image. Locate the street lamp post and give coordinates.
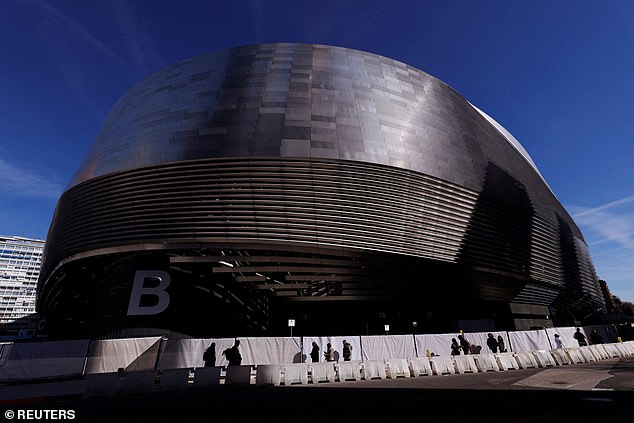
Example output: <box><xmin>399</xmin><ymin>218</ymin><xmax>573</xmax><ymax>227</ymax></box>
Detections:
<box><xmin>288</xmin><ymin>319</ymin><xmax>295</xmax><ymax>337</ymax></box>
<box><xmin>412</xmin><ymin>321</ymin><xmax>419</xmax><ymax>357</ymax></box>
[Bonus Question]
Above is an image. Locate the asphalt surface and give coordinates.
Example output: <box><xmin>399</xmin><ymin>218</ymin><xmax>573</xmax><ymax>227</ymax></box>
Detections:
<box><xmin>2</xmin><ymin>357</ymin><xmax>633</xmax><ymax>422</ymax></box>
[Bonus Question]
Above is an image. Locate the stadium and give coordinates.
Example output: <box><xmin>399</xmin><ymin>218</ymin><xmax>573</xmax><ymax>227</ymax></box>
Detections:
<box><xmin>37</xmin><ymin>43</ymin><xmax>604</xmax><ymax>340</ymax></box>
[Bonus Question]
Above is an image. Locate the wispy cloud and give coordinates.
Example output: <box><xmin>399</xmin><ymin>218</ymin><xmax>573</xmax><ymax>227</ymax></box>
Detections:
<box><xmin>570</xmin><ymin>197</ymin><xmax>634</xmax><ymax>249</ymax></box>
<box><xmin>573</xmin><ymin>195</ymin><xmax>634</xmax><ymax>218</ymax></box>
<box><xmin>106</xmin><ymin>0</ymin><xmax>163</xmax><ymax>75</ymax></box>
<box><xmin>20</xmin><ymin>1</ymin><xmax>162</xmax><ymax>123</ymax></box>
<box><xmin>25</xmin><ymin>0</ymin><xmax>129</xmax><ymax>68</ymax></box>
<box><xmin>570</xmin><ymin>195</ymin><xmax>634</xmax><ymax>302</ymax></box>
<box><xmin>0</xmin><ymin>158</ymin><xmax>63</xmax><ymax>200</ymax></box>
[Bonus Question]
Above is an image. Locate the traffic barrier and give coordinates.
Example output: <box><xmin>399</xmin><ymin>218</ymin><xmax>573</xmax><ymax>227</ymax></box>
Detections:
<box><xmin>619</xmin><ymin>341</ymin><xmax>634</xmax><ymax>355</ymax></box>
<box><xmin>409</xmin><ymin>357</ymin><xmax>433</xmax><ymax>376</ymax></box>
<box><xmin>255</xmin><ymin>364</ymin><xmax>282</xmax><ymax>386</ymax></box>
<box><xmin>310</xmin><ymin>362</ymin><xmax>336</xmax><ymax>383</ymax></box>
<box><xmin>452</xmin><ymin>355</ymin><xmax>478</xmax><ymax>374</ymax></box>
<box><xmin>157</xmin><ymin>368</ymin><xmax>191</xmax><ymax>391</ymax></box>
<box><xmin>386</xmin><ymin>358</ymin><xmax>411</xmax><ymax>378</ymax></box>
<box><xmin>613</xmin><ymin>343</ymin><xmax>630</xmax><ymax>357</ymax></box>
<box><xmin>549</xmin><ymin>349</ymin><xmax>572</xmax><ymax>365</ymax></box>
<box><xmin>429</xmin><ymin>356</ymin><xmax>455</xmax><ymax>375</ymax></box>
<box><xmin>82</xmin><ymin>372</ymin><xmax>121</xmax><ymax>398</ymax></box>
<box><xmin>474</xmin><ymin>354</ymin><xmax>499</xmax><ymax>372</ymax></box>
<box><xmin>6</xmin><ymin>325</ymin><xmax>630</xmax><ymax>399</ymax></box>
<box><xmin>225</xmin><ymin>365</ymin><xmax>253</xmax><ymax>385</ymax></box>
<box><xmin>193</xmin><ymin>366</ymin><xmax>221</xmax><ymax>387</ymax></box>
<box><xmin>603</xmin><ymin>343</ymin><xmax>622</xmax><ymax>358</ymax></box>
<box><xmin>588</xmin><ymin>345</ymin><xmax>609</xmax><ymax>360</ymax></box>
<box><xmin>577</xmin><ymin>346</ymin><xmax>596</xmax><ymax>363</ymax></box>
<box><xmin>513</xmin><ymin>352</ymin><xmax>538</xmax><ymax>369</ymax></box>
<box><xmin>119</xmin><ymin>370</ymin><xmax>156</xmax><ymax>395</ymax></box>
<box><xmin>362</xmin><ymin>360</ymin><xmax>387</xmax><ymax>380</ymax></box>
<box><xmin>495</xmin><ymin>352</ymin><xmax>519</xmax><ymax>370</ymax></box>
<box><xmin>281</xmin><ymin>363</ymin><xmax>309</xmax><ymax>385</ymax></box>
<box><xmin>532</xmin><ymin>350</ymin><xmax>557</xmax><ymax>367</ymax></box>
<box><xmin>336</xmin><ymin>361</ymin><xmax>361</xmax><ymax>382</ymax></box>
<box><xmin>565</xmin><ymin>348</ymin><xmax>585</xmax><ymax>364</ymax></box>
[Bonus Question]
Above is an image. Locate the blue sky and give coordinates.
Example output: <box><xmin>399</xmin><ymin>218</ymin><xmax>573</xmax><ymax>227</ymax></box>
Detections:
<box><xmin>1</xmin><ymin>0</ymin><xmax>633</xmax><ymax>302</ymax></box>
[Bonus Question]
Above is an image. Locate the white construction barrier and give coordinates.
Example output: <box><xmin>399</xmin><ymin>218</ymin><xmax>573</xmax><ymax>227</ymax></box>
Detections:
<box><xmin>513</xmin><ymin>352</ymin><xmax>538</xmax><ymax>369</ymax></box>
<box><xmin>85</xmin><ymin>337</ymin><xmax>162</xmax><ymax>374</ymax></box>
<box><xmin>415</xmin><ymin>334</ymin><xmax>458</xmax><ymax>358</ymax></box>
<box><xmin>238</xmin><ymin>337</ymin><xmax>302</xmax><ymax>365</ymax></box>
<box><xmin>588</xmin><ymin>345</ymin><xmax>609</xmax><ymax>360</ymax></box>
<box><xmin>618</xmin><ymin>341</ymin><xmax>634</xmax><ymax>355</ymax></box>
<box><xmin>549</xmin><ymin>349</ymin><xmax>572</xmax><ymax>365</ymax></box>
<box><xmin>156</xmin><ymin>338</ymin><xmax>234</xmax><ymax>369</ymax></box>
<box><xmin>6</xmin><ymin>329</ymin><xmax>632</xmax><ymax>393</ymax></box>
<box><xmin>615</xmin><ymin>342</ymin><xmax>630</xmax><ymax>356</ymax></box>
<box><xmin>310</xmin><ymin>362</ymin><xmax>336</xmax><ymax>383</ymax></box>
<box><xmin>546</xmin><ymin>327</ymin><xmax>588</xmax><ymax>348</ymax></box>
<box><xmin>409</xmin><ymin>357</ymin><xmax>433</xmax><ymax>377</ymax></box>
<box><xmin>255</xmin><ymin>364</ymin><xmax>282</xmax><ymax>386</ymax></box>
<box><xmin>0</xmin><ymin>340</ymin><xmax>90</xmax><ymax>382</ymax></box>
<box><xmin>225</xmin><ymin>365</ymin><xmax>253</xmax><ymax>385</ymax></box>
<box><xmin>362</xmin><ymin>360</ymin><xmax>387</xmax><ymax>380</ymax></box>
<box><xmin>282</xmin><ymin>363</ymin><xmax>309</xmax><ymax>385</ymax></box>
<box><xmin>474</xmin><ymin>354</ymin><xmax>499</xmax><ymax>372</ymax></box>
<box><xmin>429</xmin><ymin>356</ymin><xmax>455</xmax><ymax>375</ymax></box>
<box><xmin>463</xmin><ymin>331</ymin><xmax>511</xmax><ymax>354</ymax></box>
<box><xmin>453</xmin><ymin>355</ymin><xmax>478</xmax><ymax>374</ymax></box>
<box><xmin>603</xmin><ymin>343</ymin><xmax>622</xmax><ymax>358</ymax></box>
<box><xmin>565</xmin><ymin>348</ymin><xmax>585</xmax><ymax>364</ymax></box>
<box><xmin>119</xmin><ymin>370</ymin><xmax>156</xmax><ymax>395</ymax></box>
<box><xmin>495</xmin><ymin>352</ymin><xmax>519</xmax><ymax>370</ymax></box>
<box><xmin>336</xmin><ymin>361</ymin><xmax>361</xmax><ymax>382</ymax></box>
<box><xmin>361</xmin><ymin>335</ymin><xmax>416</xmax><ymax>361</ymax></box>
<box><xmin>577</xmin><ymin>346</ymin><xmax>596</xmax><ymax>363</ymax></box>
<box><xmin>82</xmin><ymin>372</ymin><xmax>122</xmax><ymax>398</ymax></box>
<box><xmin>157</xmin><ymin>368</ymin><xmax>191</xmax><ymax>392</ymax></box>
<box><xmin>303</xmin><ymin>336</ymin><xmax>361</xmax><ymax>363</ymax></box>
<box><xmin>532</xmin><ymin>350</ymin><xmax>557</xmax><ymax>367</ymax></box>
<box><xmin>386</xmin><ymin>358</ymin><xmax>411</xmax><ymax>378</ymax></box>
<box><xmin>507</xmin><ymin>329</ymin><xmax>551</xmax><ymax>352</ymax></box>
<box><xmin>193</xmin><ymin>366</ymin><xmax>221</xmax><ymax>387</ymax></box>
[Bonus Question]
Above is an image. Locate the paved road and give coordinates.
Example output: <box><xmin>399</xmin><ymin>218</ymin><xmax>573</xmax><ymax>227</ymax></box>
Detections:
<box><xmin>1</xmin><ymin>357</ymin><xmax>633</xmax><ymax>422</ymax></box>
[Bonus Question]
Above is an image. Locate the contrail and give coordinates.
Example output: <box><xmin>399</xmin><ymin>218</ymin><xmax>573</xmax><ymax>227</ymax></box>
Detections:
<box><xmin>574</xmin><ymin>195</ymin><xmax>634</xmax><ymax>217</ymax></box>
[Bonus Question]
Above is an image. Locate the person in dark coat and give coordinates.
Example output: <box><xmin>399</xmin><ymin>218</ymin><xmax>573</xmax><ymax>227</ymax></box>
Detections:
<box><xmin>450</xmin><ymin>338</ymin><xmax>461</xmax><ymax>356</ymax></box>
<box><xmin>342</xmin><ymin>340</ymin><xmax>353</xmax><ymax>361</ymax></box>
<box><xmin>310</xmin><ymin>342</ymin><xmax>320</xmax><ymax>363</ymax></box>
<box><xmin>497</xmin><ymin>335</ymin><xmax>506</xmax><ymax>352</ymax></box>
<box><xmin>590</xmin><ymin>329</ymin><xmax>604</xmax><ymax>345</ymax></box>
<box><xmin>457</xmin><ymin>334</ymin><xmax>471</xmax><ymax>355</ymax></box>
<box><xmin>486</xmin><ymin>333</ymin><xmax>499</xmax><ymax>353</ymax></box>
<box><xmin>203</xmin><ymin>342</ymin><xmax>216</xmax><ymax>367</ymax></box>
<box><xmin>573</xmin><ymin>328</ymin><xmax>588</xmax><ymax>346</ymax></box>
<box><xmin>224</xmin><ymin>339</ymin><xmax>242</xmax><ymax>366</ymax></box>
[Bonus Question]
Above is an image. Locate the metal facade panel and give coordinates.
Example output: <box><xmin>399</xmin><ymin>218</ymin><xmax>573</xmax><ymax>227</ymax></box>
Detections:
<box><xmin>38</xmin><ymin>44</ymin><xmax>603</xmax><ymax>338</ymax></box>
